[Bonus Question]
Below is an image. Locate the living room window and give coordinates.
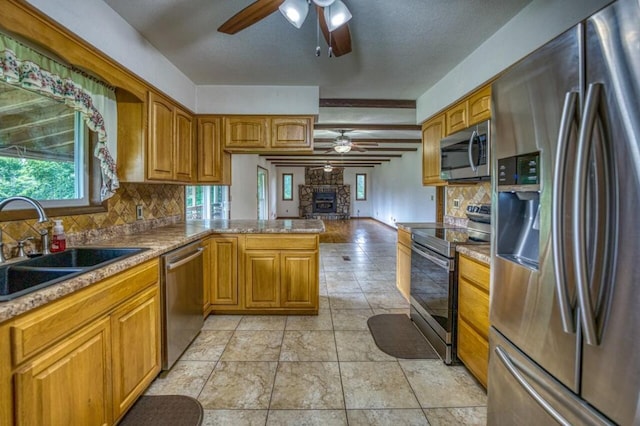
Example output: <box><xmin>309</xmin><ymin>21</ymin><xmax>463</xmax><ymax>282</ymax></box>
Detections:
<box><xmin>282</xmin><ymin>173</ymin><xmax>293</xmax><ymax>200</ymax></box>
<box><xmin>356</xmin><ymin>173</ymin><xmax>367</xmax><ymax>200</ymax></box>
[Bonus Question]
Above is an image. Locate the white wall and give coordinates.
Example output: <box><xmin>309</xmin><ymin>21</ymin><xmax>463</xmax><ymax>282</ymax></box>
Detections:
<box><xmin>275</xmin><ymin>167</ymin><xmax>305</xmax><ymax>218</ymax></box>
<box><xmin>343</xmin><ymin>168</ymin><xmax>373</xmax><ymax>218</ymax></box>
<box><xmin>230</xmin><ymin>154</ymin><xmax>277</xmax><ymax>220</ymax></box>
<box><xmin>371</xmin><ymin>148</ymin><xmax>437</xmax><ymax>228</ymax></box>
<box><xmin>197</xmin><ymin>86</ymin><xmax>319</xmax><ymax>115</ymax></box>
<box><xmin>416</xmin><ymin>0</ymin><xmax>612</xmax><ymax>122</ymax></box>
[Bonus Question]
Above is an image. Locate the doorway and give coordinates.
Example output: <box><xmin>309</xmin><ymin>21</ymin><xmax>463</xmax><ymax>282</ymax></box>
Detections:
<box><xmin>257</xmin><ymin>166</ymin><xmax>268</xmax><ymax>220</ymax></box>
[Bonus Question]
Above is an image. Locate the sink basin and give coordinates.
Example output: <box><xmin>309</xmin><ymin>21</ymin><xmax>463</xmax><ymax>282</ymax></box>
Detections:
<box><xmin>0</xmin><ymin>247</ymin><xmax>147</xmax><ymax>302</ymax></box>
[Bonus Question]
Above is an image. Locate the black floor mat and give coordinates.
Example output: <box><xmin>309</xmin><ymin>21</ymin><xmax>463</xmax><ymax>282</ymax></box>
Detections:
<box><xmin>367</xmin><ymin>314</ymin><xmax>439</xmax><ymax>359</ymax></box>
<box><xmin>120</xmin><ymin>395</ymin><xmax>203</xmax><ymax>426</ymax></box>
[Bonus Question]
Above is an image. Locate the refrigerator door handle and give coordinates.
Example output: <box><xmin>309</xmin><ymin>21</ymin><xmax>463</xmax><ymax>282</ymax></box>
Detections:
<box><xmin>495</xmin><ymin>346</ymin><xmax>572</xmax><ymax>426</ymax></box>
<box><xmin>467</xmin><ymin>129</ymin><xmax>478</xmax><ymax>172</ymax></box>
<box><xmin>552</xmin><ymin>91</ymin><xmax>579</xmax><ymax>334</ymax></box>
<box><xmin>574</xmin><ymin>83</ymin><xmax>602</xmax><ymax>346</ymax></box>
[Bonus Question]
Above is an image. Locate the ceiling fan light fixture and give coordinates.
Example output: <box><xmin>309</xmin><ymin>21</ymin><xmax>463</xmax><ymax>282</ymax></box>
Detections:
<box><xmin>333</xmin><ymin>144</ymin><xmax>351</xmax><ymax>153</ymax></box>
<box><xmin>312</xmin><ymin>0</ymin><xmax>336</xmax><ymax>6</ymax></box>
<box><xmin>324</xmin><ymin>0</ymin><xmax>352</xmax><ymax>32</ymax></box>
<box><xmin>323</xmin><ymin>164</ymin><xmax>333</xmax><ymax>172</ymax></box>
<box><xmin>279</xmin><ymin>0</ymin><xmax>309</xmax><ymax>29</ymax></box>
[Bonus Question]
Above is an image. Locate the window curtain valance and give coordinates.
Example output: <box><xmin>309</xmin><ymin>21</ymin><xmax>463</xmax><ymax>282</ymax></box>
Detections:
<box><xmin>0</xmin><ymin>33</ymin><xmax>119</xmax><ymax>201</ymax></box>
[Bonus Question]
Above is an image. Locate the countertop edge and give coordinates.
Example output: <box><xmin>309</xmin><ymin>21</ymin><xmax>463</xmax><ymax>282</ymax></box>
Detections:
<box><xmin>456</xmin><ymin>244</ymin><xmax>491</xmax><ymax>265</ymax></box>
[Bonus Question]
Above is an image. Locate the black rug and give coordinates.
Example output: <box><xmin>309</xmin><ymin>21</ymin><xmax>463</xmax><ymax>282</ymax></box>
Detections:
<box><xmin>120</xmin><ymin>395</ymin><xmax>203</xmax><ymax>426</ymax></box>
<box><xmin>367</xmin><ymin>314</ymin><xmax>439</xmax><ymax>359</ymax></box>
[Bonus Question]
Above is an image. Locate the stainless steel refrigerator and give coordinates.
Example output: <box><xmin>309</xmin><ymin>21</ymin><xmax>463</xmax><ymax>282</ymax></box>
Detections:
<box><xmin>488</xmin><ymin>0</ymin><xmax>640</xmax><ymax>424</ymax></box>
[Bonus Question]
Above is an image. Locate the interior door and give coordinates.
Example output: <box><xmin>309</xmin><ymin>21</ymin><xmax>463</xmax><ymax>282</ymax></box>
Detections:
<box><xmin>579</xmin><ymin>1</ymin><xmax>640</xmax><ymax>423</ymax></box>
<box><xmin>257</xmin><ymin>166</ymin><xmax>268</xmax><ymax>220</ymax></box>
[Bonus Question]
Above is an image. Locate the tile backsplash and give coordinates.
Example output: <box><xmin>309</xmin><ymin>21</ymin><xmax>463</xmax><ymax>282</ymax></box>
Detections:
<box><xmin>0</xmin><ymin>183</ymin><xmax>184</xmax><ymax>256</ymax></box>
<box><xmin>446</xmin><ymin>182</ymin><xmax>491</xmax><ymax>218</ymax></box>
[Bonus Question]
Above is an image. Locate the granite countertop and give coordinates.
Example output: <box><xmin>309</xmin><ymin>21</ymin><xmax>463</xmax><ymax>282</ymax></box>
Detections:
<box><xmin>0</xmin><ymin>219</ymin><xmax>325</xmax><ymax>323</ymax></box>
<box><xmin>457</xmin><ymin>244</ymin><xmax>491</xmax><ymax>265</ymax></box>
<box><xmin>396</xmin><ymin>222</ymin><xmax>440</xmax><ymax>232</ymax></box>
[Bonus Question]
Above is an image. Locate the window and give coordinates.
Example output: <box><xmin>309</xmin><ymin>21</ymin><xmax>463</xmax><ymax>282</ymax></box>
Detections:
<box><xmin>282</xmin><ymin>173</ymin><xmax>293</xmax><ymax>200</ymax></box>
<box><xmin>185</xmin><ymin>185</ymin><xmax>229</xmax><ymax>219</ymax></box>
<box><xmin>0</xmin><ymin>81</ymin><xmax>90</xmax><ymax>208</ymax></box>
<box><xmin>356</xmin><ymin>173</ymin><xmax>367</xmax><ymax>200</ymax></box>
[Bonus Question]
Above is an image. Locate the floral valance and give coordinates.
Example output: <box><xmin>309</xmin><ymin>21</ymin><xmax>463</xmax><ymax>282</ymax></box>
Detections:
<box><xmin>0</xmin><ymin>34</ymin><xmax>119</xmax><ymax>201</ymax></box>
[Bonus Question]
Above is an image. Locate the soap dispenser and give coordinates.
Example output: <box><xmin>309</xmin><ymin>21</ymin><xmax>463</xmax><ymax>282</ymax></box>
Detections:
<box><xmin>51</xmin><ymin>220</ymin><xmax>66</xmax><ymax>253</ymax></box>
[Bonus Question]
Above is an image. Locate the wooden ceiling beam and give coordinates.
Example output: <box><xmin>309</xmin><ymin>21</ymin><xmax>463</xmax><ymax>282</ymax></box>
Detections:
<box><xmin>312</xmin><ymin>147</ymin><xmax>417</xmax><ymax>152</ymax></box>
<box><xmin>314</xmin><ymin>123</ymin><xmax>421</xmax><ymax>131</ymax></box>
<box><xmin>263</xmin><ymin>155</ymin><xmax>401</xmax><ymax>160</ymax></box>
<box><xmin>314</xmin><ymin>138</ymin><xmax>421</xmax><ymax>144</ymax></box>
<box><xmin>319</xmin><ymin>99</ymin><xmax>416</xmax><ymax>109</ymax></box>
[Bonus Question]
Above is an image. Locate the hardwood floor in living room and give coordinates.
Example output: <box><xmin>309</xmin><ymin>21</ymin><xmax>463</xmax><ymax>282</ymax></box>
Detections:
<box><xmin>145</xmin><ymin>219</ymin><xmax>487</xmax><ymax>425</ymax></box>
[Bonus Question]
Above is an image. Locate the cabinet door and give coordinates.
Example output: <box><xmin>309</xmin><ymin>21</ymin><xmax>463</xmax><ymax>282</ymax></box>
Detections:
<box><xmin>174</xmin><ymin>107</ymin><xmax>194</xmax><ymax>182</ymax></box>
<box><xmin>224</xmin><ymin>116</ymin><xmax>269</xmax><ymax>150</ymax></box>
<box><xmin>280</xmin><ymin>251</ymin><xmax>318</xmax><ymax>309</ymax></box>
<box><xmin>197</xmin><ymin>116</ymin><xmax>229</xmax><ymax>183</ymax></box>
<box><xmin>245</xmin><ymin>251</ymin><xmax>280</xmax><ymax>308</ymax></box>
<box><xmin>396</xmin><ymin>242</ymin><xmax>411</xmax><ymax>301</ymax></box>
<box><xmin>421</xmin><ymin>114</ymin><xmax>446</xmax><ymax>186</ymax></box>
<box><xmin>457</xmin><ymin>317</ymin><xmax>489</xmax><ymax>387</ymax></box>
<box><xmin>445</xmin><ymin>99</ymin><xmax>468</xmax><ymax>135</ymax></box>
<box><xmin>468</xmin><ymin>85</ymin><xmax>492</xmax><ymax>126</ymax></box>
<box><xmin>15</xmin><ymin>318</ymin><xmax>112</xmax><ymax>426</ymax></box>
<box><xmin>147</xmin><ymin>92</ymin><xmax>175</xmax><ymax>180</ymax></box>
<box><xmin>111</xmin><ymin>286</ymin><xmax>161</xmax><ymax>420</ymax></box>
<box><xmin>270</xmin><ymin>117</ymin><xmax>312</xmax><ymax>151</ymax></box>
<box><xmin>210</xmin><ymin>237</ymin><xmax>239</xmax><ymax>306</ymax></box>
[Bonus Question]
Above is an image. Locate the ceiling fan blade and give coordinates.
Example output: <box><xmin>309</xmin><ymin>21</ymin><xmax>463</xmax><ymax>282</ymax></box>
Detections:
<box><xmin>352</xmin><ymin>142</ymin><xmax>379</xmax><ymax>146</ymax></box>
<box><xmin>317</xmin><ymin>6</ymin><xmax>352</xmax><ymax>57</ymax></box>
<box><xmin>351</xmin><ymin>146</ymin><xmax>367</xmax><ymax>152</ymax></box>
<box><xmin>218</xmin><ymin>0</ymin><xmax>284</xmax><ymax>34</ymax></box>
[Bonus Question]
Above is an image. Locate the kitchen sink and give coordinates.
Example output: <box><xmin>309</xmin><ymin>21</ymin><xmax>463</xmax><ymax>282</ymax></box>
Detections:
<box><xmin>0</xmin><ymin>247</ymin><xmax>148</xmax><ymax>302</ymax></box>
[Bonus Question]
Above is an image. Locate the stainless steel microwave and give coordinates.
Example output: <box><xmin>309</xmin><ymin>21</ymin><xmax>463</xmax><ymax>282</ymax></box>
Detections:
<box><xmin>440</xmin><ymin>120</ymin><xmax>490</xmax><ymax>181</ymax></box>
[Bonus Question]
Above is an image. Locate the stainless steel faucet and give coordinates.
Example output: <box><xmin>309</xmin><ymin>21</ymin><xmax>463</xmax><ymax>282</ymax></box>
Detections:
<box><xmin>0</xmin><ymin>196</ymin><xmax>49</xmax><ymax>263</ymax></box>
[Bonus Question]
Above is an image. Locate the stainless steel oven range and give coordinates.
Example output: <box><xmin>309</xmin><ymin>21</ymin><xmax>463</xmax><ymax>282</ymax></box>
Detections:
<box><xmin>409</xmin><ymin>223</ymin><xmax>488</xmax><ymax>364</ymax></box>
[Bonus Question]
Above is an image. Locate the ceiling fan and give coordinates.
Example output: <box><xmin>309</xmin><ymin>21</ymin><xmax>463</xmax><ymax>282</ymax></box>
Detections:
<box><xmin>309</xmin><ymin>161</ymin><xmax>344</xmax><ymax>172</ymax></box>
<box><xmin>322</xmin><ymin>130</ymin><xmax>379</xmax><ymax>153</ymax></box>
<box><xmin>217</xmin><ymin>0</ymin><xmax>353</xmax><ymax>57</ymax></box>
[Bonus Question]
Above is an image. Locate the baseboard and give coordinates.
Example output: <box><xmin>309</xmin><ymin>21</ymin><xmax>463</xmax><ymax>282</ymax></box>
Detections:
<box><xmin>369</xmin><ymin>217</ymin><xmax>398</xmax><ymax>230</ymax></box>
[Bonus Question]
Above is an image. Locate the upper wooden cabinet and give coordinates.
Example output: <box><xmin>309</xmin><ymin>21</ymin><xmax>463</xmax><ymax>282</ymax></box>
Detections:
<box><xmin>197</xmin><ymin>117</ymin><xmax>231</xmax><ymax>185</ymax></box>
<box><xmin>118</xmin><ymin>91</ymin><xmax>194</xmax><ymax>183</ymax></box>
<box><xmin>223</xmin><ymin>115</ymin><xmax>313</xmax><ymax>153</ymax></box>
<box><xmin>444</xmin><ymin>84</ymin><xmax>492</xmax><ymax>136</ymax></box>
<box><xmin>422</xmin><ymin>114</ymin><xmax>447</xmax><ymax>186</ymax></box>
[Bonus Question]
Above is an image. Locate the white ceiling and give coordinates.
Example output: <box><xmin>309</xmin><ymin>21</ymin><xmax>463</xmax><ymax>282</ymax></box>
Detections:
<box><xmin>102</xmin><ymin>0</ymin><xmax>533</xmax><ymax>167</ymax></box>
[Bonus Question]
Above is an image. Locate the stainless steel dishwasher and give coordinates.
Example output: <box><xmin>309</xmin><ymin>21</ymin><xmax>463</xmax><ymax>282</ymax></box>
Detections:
<box><xmin>161</xmin><ymin>240</ymin><xmax>204</xmax><ymax>370</ymax></box>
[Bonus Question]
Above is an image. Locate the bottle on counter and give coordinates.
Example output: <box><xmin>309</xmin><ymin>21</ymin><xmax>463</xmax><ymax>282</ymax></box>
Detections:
<box><xmin>50</xmin><ymin>219</ymin><xmax>66</xmax><ymax>253</ymax></box>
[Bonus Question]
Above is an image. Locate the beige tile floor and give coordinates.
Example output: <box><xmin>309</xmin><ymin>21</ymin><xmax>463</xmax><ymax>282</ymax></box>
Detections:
<box><xmin>147</xmin><ymin>242</ymin><xmax>487</xmax><ymax>425</ymax></box>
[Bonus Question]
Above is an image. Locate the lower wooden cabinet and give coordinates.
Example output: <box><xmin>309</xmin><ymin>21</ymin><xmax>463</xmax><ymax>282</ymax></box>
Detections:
<box><xmin>206</xmin><ymin>234</ymin><xmax>319</xmax><ymax>314</ymax></box>
<box><xmin>396</xmin><ymin>228</ymin><xmax>412</xmax><ymax>301</ymax></box>
<box><xmin>14</xmin><ymin>318</ymin><xmax>113</xmax><ymax>426</ymax></box>
<box><xmin>457</xmin><ymin>254</ymin><xmax>490</xmax><ymax>388</ymax></box>
<box><xmin>2</xmin><ymin>259</ymin><xmax>161</xmax><ymax>426</ymax></box>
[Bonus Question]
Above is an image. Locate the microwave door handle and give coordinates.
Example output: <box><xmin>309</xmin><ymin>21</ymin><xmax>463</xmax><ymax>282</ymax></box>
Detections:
<box><xmin>574</xmin><ymin>83</ymin><xmax>602</xmax><ymax>346</ymax></box>
<box><xmin>552</xmin><ymin>91</ymin><xmax>579</xmax><ymax>334</ymax></box>
<box><xmin>467</xmin><ymin>130</ymin><xmax>478</xmax><ymax>172</ymax></box>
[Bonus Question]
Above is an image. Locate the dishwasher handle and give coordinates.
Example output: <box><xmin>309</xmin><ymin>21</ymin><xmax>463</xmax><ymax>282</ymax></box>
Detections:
<box><xmin>166</xmin><ymin>247</ymin><xmax>204</xmax><ymax>271</ymax></box>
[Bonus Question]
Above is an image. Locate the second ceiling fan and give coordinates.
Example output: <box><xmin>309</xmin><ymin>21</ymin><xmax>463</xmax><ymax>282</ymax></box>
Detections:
<box><xmin>218</xmin><ymin>0</ymin><xmax>353</xmax><ymax>57</ymax></box>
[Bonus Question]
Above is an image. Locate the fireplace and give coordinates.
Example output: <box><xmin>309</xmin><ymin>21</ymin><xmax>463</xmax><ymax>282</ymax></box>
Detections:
<box><xmin>313</xmin><ymin>191</ymin><xmax>337</xmax><ymax>213</ymax></box>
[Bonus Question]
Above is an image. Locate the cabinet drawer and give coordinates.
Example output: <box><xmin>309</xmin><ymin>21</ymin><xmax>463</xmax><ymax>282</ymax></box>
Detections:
<box><xmin>245</xmin><ymin>235</ymin><xmax>318</xmax><ymax>250</ymax></box>
<box><xmin>458</xmin><ymin>276</ymin><xmax>490</xmax><ymax>339</ymax></box>
<box><xmin>11</xmin><ymin>260</ymin><xmax>159</xmax><ymax>366</ymax></box>
<box><xmin>397</xmin><ymin>228</ymin><xmax>412</xmax><ymax>247</ymax></box>
<box><xmin>457</xmin><ymin>317</ymin><xmax>489</xmax><ymax>388</ymax></box>
<box><xmin>458</xmin><ymin>254</ymin><xmax>489</xmax><ymax>292</ymax></box>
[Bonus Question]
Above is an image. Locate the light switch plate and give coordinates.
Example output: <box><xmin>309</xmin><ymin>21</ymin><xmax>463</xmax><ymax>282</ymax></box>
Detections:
<box><xmin>136</xmin><ymin>205</ymin><xmax>144</xmax><ymax>220</ymax></box>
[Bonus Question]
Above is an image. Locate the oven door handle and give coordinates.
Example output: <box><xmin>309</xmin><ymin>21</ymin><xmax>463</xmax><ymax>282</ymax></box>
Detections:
<box><xmin>411</xmin><ymin>243</ymin><xmax>450</xmax><ymax>270</ymax></box>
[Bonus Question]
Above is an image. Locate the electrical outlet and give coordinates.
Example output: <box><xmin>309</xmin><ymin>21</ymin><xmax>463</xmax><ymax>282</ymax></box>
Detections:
<box><xmin>430</xmin><ymin>195</ymin><xmax>434</xmax><ymax>201</ymax></box>
<box><xmin>136</xmin><ymin>205</ymin><xmax>144</xmax><ymax>220</ymax></box>
<box><xmin>453</xmin><ymin>199</ymin><xmax>461</xmax><ymax>208</ymax></box>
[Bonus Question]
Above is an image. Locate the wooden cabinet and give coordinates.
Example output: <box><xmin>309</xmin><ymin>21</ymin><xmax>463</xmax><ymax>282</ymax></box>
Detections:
<box><xmin>446</xmin><ymin>99</ymin><xmax>468</xmax><ymax>136</ymax></box>
<box><xmin>3</xmin><ymin>259</ymin><xmax>161</xmax><ymax>426</ymax></box>
<box><xmin>396</xmin><ymin>228</ymin><xmax>412</xmax><ymax>300</ymax></box>
<box><xmin>111</xmin><ymin>286</ymin><xmax>161</xmax><ymax>419</ymax></box>
<box><xmin>223</xmin><ymin>115</ymin><xmax>313</xmax><ymax>153</ymax></box>
<box><xmin>205</xmin><ymin>234</ymin><xmax>319</xmax><ymax>315</ymax></box>
<box><xmin>14</xmin><ymin>318</ymin><xmax>113</xmax><ymax>426</ymax></box>
<box><xmin>468</xmin><ymin>85</ymin><xmax>492</xmax><ymax>126</ymax></box>
<box><xmin>457</xmin><ymin>254</ymin><xmax>490</xmax><ymax>388</ymax></box>
<box><xmin>421</xmin><ymin>114</ymin><xmax>447</xmax><ymax>186</ymax></box>
<box><xmin>207</xmin><ymin>236</ymin><xmax>239</xmax><ymax>309</ymax></box>
<box><xmin>197</xmin><ymin>116</ymin><xmax>231</xmax><ymax>184</ymax></box>
<box><xmin>119</xmin><ymin>91</ymin><xmax>194</xmax><ymax>183</ymax></box>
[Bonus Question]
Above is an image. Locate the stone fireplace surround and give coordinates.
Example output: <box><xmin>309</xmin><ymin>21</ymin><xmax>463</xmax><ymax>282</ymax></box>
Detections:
<box><xmin>299</xmin><ymin>168</ymin><xmax>350</xmax><ymax>219</ymax></box>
